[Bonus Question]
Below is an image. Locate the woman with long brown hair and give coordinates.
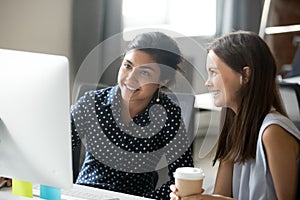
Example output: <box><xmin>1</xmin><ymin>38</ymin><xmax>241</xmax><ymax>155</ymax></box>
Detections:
<box><xmin>170</xmin><ymin>30</ymin><xmax>300</xmax><ymax>200</ymax></box>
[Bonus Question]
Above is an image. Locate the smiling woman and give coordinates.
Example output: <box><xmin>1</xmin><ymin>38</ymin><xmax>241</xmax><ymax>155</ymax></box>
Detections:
<box><xmin>170</xmin><ymin>30</ymin><xmax>300</xmax><ymax>200</ymax></box>
<box><xmin>205</xmin><ymin>50</ymin><xmax>244</xmax><ymax>110</ymax></box>
<box><xmin>118</xmin><ymin>50</ymin><xmax>162</xmax><ymax>110</ymax></box>
<box><xmin>71</xmin><ymin>31</ymin><xmax>194</xmax><ymax>200</ymax></box>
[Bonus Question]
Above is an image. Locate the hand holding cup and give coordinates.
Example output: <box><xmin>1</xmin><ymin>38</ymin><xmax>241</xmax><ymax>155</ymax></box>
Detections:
<box><xmin>173</xmin><ymin>167</ymin><xmax>205</xmax><ymax>197</ymax></box>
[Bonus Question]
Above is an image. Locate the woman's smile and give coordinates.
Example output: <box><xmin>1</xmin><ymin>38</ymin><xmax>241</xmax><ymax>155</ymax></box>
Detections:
<box><xmin>211</xmin><ymin>90</ymin><xmax>221</xmax><ymax>98</ymax></box>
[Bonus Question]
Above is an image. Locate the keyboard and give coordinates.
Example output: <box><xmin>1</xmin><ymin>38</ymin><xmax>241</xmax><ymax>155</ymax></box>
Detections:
<box><xmin>33</xmin><ymin>184</ymin><xmax>120</xmax><ymax>200</ymax></box>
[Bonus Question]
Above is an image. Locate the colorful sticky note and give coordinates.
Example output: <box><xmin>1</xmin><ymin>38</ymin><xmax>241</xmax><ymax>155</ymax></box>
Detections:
<box><xmin>12</xmin><ymin>179</ymin><xmax>33</xmax><ymax>198</ymax></box>
<box><xmin>40</xmin><ymin>184</ymin><xmax>61</xmax><ymax>200</ymax></box>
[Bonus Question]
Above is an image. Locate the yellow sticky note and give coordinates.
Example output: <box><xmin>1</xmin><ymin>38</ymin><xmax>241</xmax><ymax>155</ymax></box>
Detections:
<box><xmin>12</xmin><ymin>179</ymin><xmax>33</xmax><ymax>198</ymax></box>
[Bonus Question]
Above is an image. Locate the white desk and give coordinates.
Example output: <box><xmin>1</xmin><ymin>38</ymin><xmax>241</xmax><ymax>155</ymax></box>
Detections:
<box><xmin>0</xmin><ymin>184</ymin><xmax>154</xmax><ymax>200</ymax></box>
<box><xmin>283</xmin><ymin>76</ymin><xmax>300</xmax><ymax>84</ymax></box>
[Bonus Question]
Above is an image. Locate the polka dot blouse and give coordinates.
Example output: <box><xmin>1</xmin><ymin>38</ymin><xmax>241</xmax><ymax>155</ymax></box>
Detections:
<box><xmin>71</xmin><ymin>86</ymin><xmax>194</xmax><ymax>200</ymax></box>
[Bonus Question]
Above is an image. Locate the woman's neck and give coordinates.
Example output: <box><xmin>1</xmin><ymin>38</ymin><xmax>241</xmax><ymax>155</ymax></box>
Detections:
<box><xmin>120</xmin><ymin>98</ymin><xmax>151</xmax><ymax>125</ymax></box>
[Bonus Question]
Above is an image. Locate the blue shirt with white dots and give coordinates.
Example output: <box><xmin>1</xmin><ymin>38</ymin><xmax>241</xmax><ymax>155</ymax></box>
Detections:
<box><xmin>71</xmin><ymin>86</ymin><xmax>194</xmax><ymax>200</ymax></box>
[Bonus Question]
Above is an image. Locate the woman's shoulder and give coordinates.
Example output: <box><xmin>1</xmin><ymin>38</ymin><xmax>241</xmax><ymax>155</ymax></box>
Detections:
<box><xmin>93</xmin><ymin>86</ymin><xmax>115</xmax><ymax>97</ymax></box>
<box><xmin>80</xmin><ymin>86</ymin><xmax>115</xmax><ymax>98</ymax></box>
<box><xmin>74</xmin><ymin>86</ymin><xmax>117</xmax><ymax>107</ymax></box>
<box><xmin>160</xmin><ymin>92</ymin><xmax>183</xmax><ymax>114</ymax></box>
<box><xmin>261</xmin><ymin>111</ymin><xmax>300</xmax><ymax>141</ymax></box>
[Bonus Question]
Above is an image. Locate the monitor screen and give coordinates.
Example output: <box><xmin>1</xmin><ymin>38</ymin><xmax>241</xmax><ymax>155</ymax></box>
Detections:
<box><xmin>0</xmin><ymin>48</ymin><xmax>73</xmax><ymax>189</ymax></box>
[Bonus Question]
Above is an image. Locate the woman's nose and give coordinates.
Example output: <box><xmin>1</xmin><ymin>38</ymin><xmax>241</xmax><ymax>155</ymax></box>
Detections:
<box><xmin>205</xmin><ymin>79</ymin><xmax>211</xmax><ymax>87</ymax></box>
<box><xmin>126</xmin><ymin>69</ymin><xmax>138</xmax><ymax>82</ymax></box>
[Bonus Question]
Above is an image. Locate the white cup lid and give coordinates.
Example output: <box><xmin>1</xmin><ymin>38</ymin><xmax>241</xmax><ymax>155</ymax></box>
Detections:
<box><xmin>174</xmin><ymin>167</ymin><xmax>205</xmax><ymax>180</ymax></box>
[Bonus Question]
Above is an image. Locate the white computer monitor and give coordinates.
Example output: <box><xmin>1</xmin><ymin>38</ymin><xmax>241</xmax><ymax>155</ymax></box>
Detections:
<box><xmin>0</xmin><ymin>48</ymin><xmax>73</xmax><ymax>189</ymax></box>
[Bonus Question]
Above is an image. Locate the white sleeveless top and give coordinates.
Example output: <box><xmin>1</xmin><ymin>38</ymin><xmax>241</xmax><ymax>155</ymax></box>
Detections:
<box><xmin>232</xmin><ymin>111</ymin><xmax>300</xmax><ymax>200</ymax></box>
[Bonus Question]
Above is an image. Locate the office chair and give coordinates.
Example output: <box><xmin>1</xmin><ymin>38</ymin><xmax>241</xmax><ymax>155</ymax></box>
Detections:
<box><xmin>278</xmin><ymin>81</ymin><xmax>300</xmax><ymax>129</ymax></box>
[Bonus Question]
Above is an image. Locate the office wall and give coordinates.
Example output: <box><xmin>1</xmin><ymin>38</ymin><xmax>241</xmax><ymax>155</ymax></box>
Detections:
<box><xmin>0</xmin><ymin>0</ymin><xmax>73</xmax><ymax>80</ymax></box>
<box><xmin>72</xmin><ymin>0</ymin><xmax>122</xmax><ymax>90</ymax></box>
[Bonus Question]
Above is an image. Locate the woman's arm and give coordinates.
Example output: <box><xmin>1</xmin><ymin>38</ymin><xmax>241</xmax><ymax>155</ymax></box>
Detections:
<box><xmin>170</xmin><ymin>160</ymin><xmax>234</xmax><ymax>200</ymax></box>
<box><xmin>144</xmin><ymin>113</ymin><xmax>194</xmax><ymax>199</ymax></box>
<box><xmin>149</xmin><ymin>145</ymin><xmax>194</xmax><ymax>199</ymax></box>
<box><xmin>262</xmin><ymin>124</ymin><xmax>300</xmax><ymax>200</ymax></box>
<box><xmin>213</xmin><ymin>160</ymin><xmax>234</xmax><ymax>197</ymax></box>
<box><xmin>169</xmin><ymin>151</ymin><xmax>234</xmax><ymax>200</ymax></box>
<box><xmin>70</xmin><ymin>91</ymin><xmax>93</xmax><ymax>150</ymax></box>
<box><xmin>0</xmin><ymin>177</ymin><xmax>11</xmax><ymax>188</ymax></box>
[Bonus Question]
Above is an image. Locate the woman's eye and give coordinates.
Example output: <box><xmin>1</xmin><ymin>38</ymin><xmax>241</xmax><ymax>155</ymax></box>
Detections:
<box><xmin>210</xmin><ymin>69</ymin><xmax>217</xmax><ymax>76</ymax></box>
<box><xmin>123</xmin><ymin>63</ymin><xmax>132</xmax><ymax>69</ymax></box>
<box><xmin>140</xmin><ymin>71</ymin><xmax>150</xmax><ymax>77</ymax></box>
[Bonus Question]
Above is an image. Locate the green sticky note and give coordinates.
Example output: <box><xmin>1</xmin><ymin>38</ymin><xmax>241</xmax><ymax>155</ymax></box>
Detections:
<box><xmin>12</xmin><ymin>179</ymin><xmax>33</xmax><ymax>198</ymax></box>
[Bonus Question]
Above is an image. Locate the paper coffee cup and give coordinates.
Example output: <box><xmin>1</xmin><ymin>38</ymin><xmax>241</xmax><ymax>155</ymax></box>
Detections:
<box><xmin>174</xmin><ymin>167</ymin><xmax>205</xmax><ymax>197</ymax></box>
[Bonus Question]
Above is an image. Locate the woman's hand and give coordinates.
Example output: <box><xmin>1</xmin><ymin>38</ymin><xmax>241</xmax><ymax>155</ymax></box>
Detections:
<box><xmin>170</xmin><ymin>184</ymin><xmax>233</xmax><ymax>200</ymax></box>
<box><xmin>170</xmin><ymin>184</ymin><xmax>205</xmax><ymax>200</ymax></box>
<box><xmin>169</xmin><ymin>184</ymin><xmax>179</xmax><ymax>200</ymax></box>
<box><xmin>0</xmin><ymin>177</ymin><xmax>12</xmax><ymax>188</ymax></box>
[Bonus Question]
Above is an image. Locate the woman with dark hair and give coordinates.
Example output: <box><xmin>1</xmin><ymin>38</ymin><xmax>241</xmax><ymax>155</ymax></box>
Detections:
<box><xmin>170</xmin><ymin>30</ymin><xmax>300</xmax><ymax>200</ymax></box>
<box><xmin>71</xmin><ymin>31</ymin><xmax>193</xmax><ymax>199</ymax></box>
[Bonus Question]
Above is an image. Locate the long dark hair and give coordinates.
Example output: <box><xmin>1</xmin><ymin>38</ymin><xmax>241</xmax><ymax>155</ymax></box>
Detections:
<box><xmin>125</xmin><ymin>32</ymin><xmax>183</xmax><ymax>87</ymax></box>
<box><xmin>209</xmin><ymin>31</ymin><xmax>287</xmax><ymax>164</ymax></box>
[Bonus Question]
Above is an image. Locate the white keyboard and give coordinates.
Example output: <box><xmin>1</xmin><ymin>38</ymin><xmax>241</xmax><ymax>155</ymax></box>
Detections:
<box><xmin>33</xmin><ymin>184</ymin><xmax>119</xmax><ymax>200</ymax></box>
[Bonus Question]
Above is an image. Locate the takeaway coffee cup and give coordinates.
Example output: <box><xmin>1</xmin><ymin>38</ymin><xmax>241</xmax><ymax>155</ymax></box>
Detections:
<box><xmin>174</xmin><ymin>167</ymin><xmax>205</xmax><ymax>197</ymax></box>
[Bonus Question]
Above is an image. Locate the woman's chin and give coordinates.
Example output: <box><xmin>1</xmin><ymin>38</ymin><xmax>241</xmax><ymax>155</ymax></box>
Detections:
<box><xmin>213</xmin><ymin>99</ymin><xmax>220</xmax><ymax>106</ymax></box>
<box><xmin>213</xmin><ymin>100</ymin><xmax>225</xmax><ymax>108</ymax></box>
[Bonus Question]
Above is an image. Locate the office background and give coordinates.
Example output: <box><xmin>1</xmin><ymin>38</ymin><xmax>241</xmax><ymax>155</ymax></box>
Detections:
<box><xmin>0</xmin><ymin>0</ymin><xmax>265</xmax><ymax>90</ymax></box>
<box><xmin>0</xmin><ymin>0</ymin><xmax>299</xmax><ymax>93</ymax></box>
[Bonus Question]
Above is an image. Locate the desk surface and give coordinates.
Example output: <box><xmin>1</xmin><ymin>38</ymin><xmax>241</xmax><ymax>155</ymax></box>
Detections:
<box><xmin>283</xmin><ymin>76</ymin><xmax>300</xmax><ymax>84</ymax></box>
<box><xmin>0</xmin><ymin>184</ymin><xmax>154</xmax><ymax>200</ymax></box>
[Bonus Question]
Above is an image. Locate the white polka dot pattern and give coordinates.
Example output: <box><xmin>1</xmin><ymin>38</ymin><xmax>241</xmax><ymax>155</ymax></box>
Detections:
<box><xmin>71</xmin><ymin>86</ymin><xmax>194</xmax><ymax>199</ymax></box>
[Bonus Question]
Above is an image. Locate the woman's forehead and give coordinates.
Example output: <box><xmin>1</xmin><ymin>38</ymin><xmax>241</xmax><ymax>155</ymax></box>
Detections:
<box><xmin>124</xmin><ymin>50</ymin><xmax>160</xmax><ymax>69</ymax></box>
<box><xmin>206</xmin><ymin>51</ymin><xmax>217</xmax><ymax>68</ymax></box>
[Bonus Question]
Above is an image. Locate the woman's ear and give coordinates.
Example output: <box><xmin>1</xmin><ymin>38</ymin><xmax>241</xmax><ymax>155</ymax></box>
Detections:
<box><xmin>241</xmin><ymin>66</ymin><xmax>251</xmax><ymax>84</ymax></box>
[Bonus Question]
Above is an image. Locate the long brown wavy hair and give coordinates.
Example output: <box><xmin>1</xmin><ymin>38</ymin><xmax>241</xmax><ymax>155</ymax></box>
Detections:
<box><xmin>208</xmin><ymin>31</ymin><xmax>288</xmax><ymax>164</ymax></box>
